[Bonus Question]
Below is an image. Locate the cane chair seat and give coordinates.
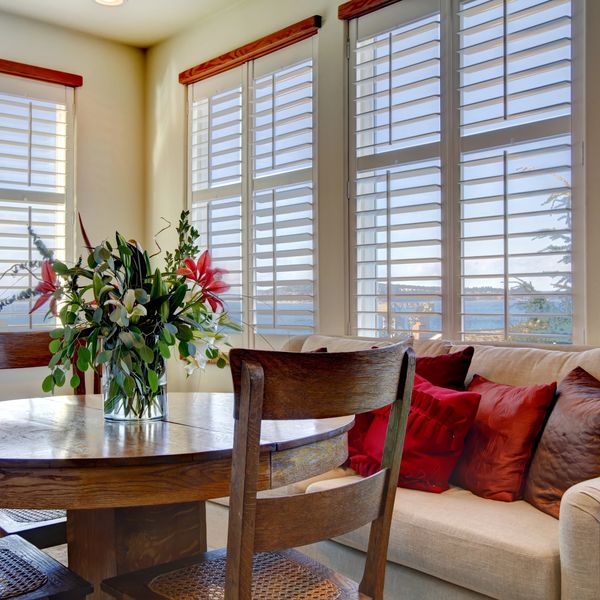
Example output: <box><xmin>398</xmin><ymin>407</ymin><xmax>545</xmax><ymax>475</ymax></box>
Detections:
<box><xmin>0</xmin><ymin>535</ymin><xmax>92</xmax><ymax>599</ymax></box>
<box><xmin>104</xmin><ymin>548</ymin><xmax>359</xmax><ymax>600</ymax></box>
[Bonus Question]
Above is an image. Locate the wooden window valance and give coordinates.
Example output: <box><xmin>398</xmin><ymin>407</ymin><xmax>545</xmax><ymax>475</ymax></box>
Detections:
<box><xmin>338</xmin><ymin>0</ymin><xmax>402</xmax><ymax>21</ymax></box>
<box><xmin>0</xmin><ymin>58</ymin><xmax>83</xmax><ymax>87</ymax></box>
<box><xmin>178</xmin><ymin>15</ymin><xmax>322</xmax><ymax>85</ymax></box>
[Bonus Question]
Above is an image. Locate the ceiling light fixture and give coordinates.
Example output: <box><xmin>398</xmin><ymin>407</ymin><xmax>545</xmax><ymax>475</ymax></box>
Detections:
<box><xmin>94</xmin><ymin>0</ymin><xmax>126</xmax><ymax>6</ymax></box>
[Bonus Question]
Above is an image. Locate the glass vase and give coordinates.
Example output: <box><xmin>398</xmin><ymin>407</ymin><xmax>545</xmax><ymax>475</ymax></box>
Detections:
<box><xmin>102</xmin><ymin>354</ymin><xmax>168</xmax><ymax>422</ymax></box>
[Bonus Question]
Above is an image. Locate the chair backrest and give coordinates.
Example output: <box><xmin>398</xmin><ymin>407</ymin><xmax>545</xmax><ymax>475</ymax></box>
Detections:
<box><xmin>0</xmin><ymin>330</ymin><xmax>88</xmax><ymax>394</ymax></box>
<box><xmin>226</xmin><ymin>342</ymin><xmax>416</xmax><ymax>600</ymax></box>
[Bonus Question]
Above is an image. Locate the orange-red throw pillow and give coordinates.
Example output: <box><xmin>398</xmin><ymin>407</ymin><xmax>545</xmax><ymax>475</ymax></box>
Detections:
<box><xmin>453</xmin><ymin>375</ymin><xmax>557</xmax><ymax>501</ymax></box>
<box><xmin>350</xmin><ymin>374</ymin><xmax>481</xmax><ymax>493</ymax></box>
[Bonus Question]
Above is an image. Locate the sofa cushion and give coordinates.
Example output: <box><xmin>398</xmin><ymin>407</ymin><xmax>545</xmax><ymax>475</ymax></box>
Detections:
<box><xmin>412</xmin><ymin>339</ymin><xmax>452</xmax><ymax>357</ymax></box>
<box><xmin>525</xmin><ymin>367</ymin><xmax>600</xmax><ymax>518</ymax></box>
<box><xmin>300</xmin><ymin>334</ymin><xmax>411</xmax><ymax>353</ymax></box>
<box><xmin>450</xmin><ymin>344</ymin><xmax>600</xmax><ymax>386</ymax></box>
<box><xmin>454</xmin><ymin>375</ymin><xmax>556</xmax><ymax>501</ymax></box>
<box><xmin>306</xmin><ymin>477</ymin><xmax>560</xmax><ymax>600</ymax></box>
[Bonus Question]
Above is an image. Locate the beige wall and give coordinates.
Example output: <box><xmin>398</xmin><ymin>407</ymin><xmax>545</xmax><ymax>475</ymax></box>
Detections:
<box><xmin>0</xmin><ymin>11</ymin><xmax>146</xmax><ymax>399</ymax></box>
<box><xmin>146</xmin><ymin>0</ymin><xmax>346</xmax><ymax>391</ymax></box>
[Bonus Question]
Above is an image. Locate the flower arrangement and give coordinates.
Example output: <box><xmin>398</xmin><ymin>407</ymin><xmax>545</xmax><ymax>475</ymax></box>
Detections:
<box><xmin>0</xmin><ymin>211</ymin><xmax>239</xmax><ymax>420</ymax></box>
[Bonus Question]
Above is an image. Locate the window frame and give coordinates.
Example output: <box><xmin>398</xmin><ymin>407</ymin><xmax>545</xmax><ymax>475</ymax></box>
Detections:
<box><xmin>346</xmin><ymin>0</ymin><xmax>585</xmax><ymax>344</ymax></box>
<box><xmin>184</xmin><ymin>26</ymin><xmax>320</xmax><ymax>347</ymax></box>
<box><xmin>0</xmin><ymin>61</ymin><xmax>79</xmax><ymax>331</ymax></box>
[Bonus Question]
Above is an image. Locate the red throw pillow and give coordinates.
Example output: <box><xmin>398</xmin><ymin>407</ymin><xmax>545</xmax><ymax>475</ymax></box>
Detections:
<box><xmin>453</xmin><ymin>375</ymin><xmax>557</xmax><ymax>501</ymax></box>
<box><xmin>416</xmin><ymin>347</ymin><xmax>474</xmax><ymax>390</ymax></box>
<box><xmin>350</xmin><ymin>374</ymin><xmax>481</xmax><ymax>493</ymax></box>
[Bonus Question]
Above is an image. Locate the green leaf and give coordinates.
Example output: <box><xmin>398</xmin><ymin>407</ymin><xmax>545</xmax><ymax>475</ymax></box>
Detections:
<box><xmin>178</xmin><ymin>340</ymin><xmax>190</xmax><ymax>357</ymax></box>
<box><xmin>49</xmin><ymin>329</ymin><xmax>64</xmax><ymax>339</ymax></box>
<box><xmin>123</xmin><ymin>375</ymin><xmax>135</xmax><ymax>398</ymax></box>
<box><xmin>42</xmin><ymin>374</ymin><xmax>54</xmax><ymax>393</ymax></box>
<box><xmin>164</xmin><ymin>323</ymin><xmax>177</xmax><ymax>336</ymax></box>
<box><xmin>49</xmin><ymin>339</ymin><xmax>61</xmax><ymax>353</ymax></box>
<box><xmin>134</xmin><ymin>288</ymin><xmax>149</xmax><ymax>304</ymax></box>
<box><xmin>70</xmin><ymin>373</ymin><xmax>81</xmax><ymax>389</ymax></box>
<box><xmin>49</xmin><ymin>352</ymin><xmax>62</xmax><ymax>369</ymax></box>
<box><xmin>53</xmin><ymin>368</ymin><xmax>66</xmax><ymax>387</ymax></box>
<box><xmin>216</xmin><ymin>357</ymin><xmax>227</xmax><ymax>369</ymax></box>
<box><xmin>97</xmin><ymin>350</ymin><xmax>111</xmax><ymax>364</ymax></box>
<box><xmin>177</xmin><ymin>325</ymin><xmax>193</xmax><ymax>341</ymax></box>
<box><xmin>119</xmin><ymin>331</ymin><xmax>135</xmax><ymax>348</ymax></box>
<box><xmin>52</xmin><ymin>261</ymin><xmax>68</xmax><ymax>275</ymax></box>
<box><xmin>169</xmin><ymin>284</ymin><xmax>187</xmax><ymax>312</ymax></box>
<box><xmin>158</xmin><ymin>341</ymin><xmax>171</xmax><ymax>359</ymax></box>
<box><xmin>76</xmin><ymin>347</ymin><xmax>90</xmax><ymax>372</ymax></box>
<box><xmin>138</xmin><ymin>345</ymin><xmax>154</xmax><ymax>363</ymax></box>
<box><xmin>93</xmin><ymin>307</ymin><xmax>103</xmax><ymax>324</ymax></box>
<box><xmin>206</xmin><ymin>347</ymin><xmax>219</xmax><ymax>360</ymax></box>
<box><xmin>148</xmin><ymin>369</ymin><xmax>159</xmax><ymax>393</ymax></box>
<box><xmin>93</xmin><ymin>272</ymin><xmax>104</xmax><ymax>301</ymax></box>
<box><xmin>150</xmin><ymin>268</ymin><xmax>162</xmax><ymax>299</ymax></box>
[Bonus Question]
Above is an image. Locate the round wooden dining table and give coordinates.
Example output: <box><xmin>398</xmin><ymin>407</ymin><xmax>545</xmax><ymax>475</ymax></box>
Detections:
<box><xmin>0</xmin><ymin>392</ymin><xmax>353</xmax><ymax>599</ymax></box>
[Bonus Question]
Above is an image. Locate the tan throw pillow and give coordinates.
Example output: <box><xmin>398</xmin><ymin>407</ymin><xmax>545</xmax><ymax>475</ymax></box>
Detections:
<box><xmin>524</xmin><ymin>366</ymin><xmax>600</xmax><ymax>518</ymax></box>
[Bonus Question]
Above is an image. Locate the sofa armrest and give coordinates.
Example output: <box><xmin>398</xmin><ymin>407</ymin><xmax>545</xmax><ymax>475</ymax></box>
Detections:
<box><xmin>559</xmin><ymin>476</ymin><xmax>600</xmax><ymax>599</ymax></box>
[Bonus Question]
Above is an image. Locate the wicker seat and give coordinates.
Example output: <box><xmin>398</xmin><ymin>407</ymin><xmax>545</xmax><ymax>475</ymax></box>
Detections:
<box><xmin>0</xmin><ymin>534</ymin><xmax>92</xmax><ymax>599</ymax></box>
<box><xmin>0</xmin><ymin>331</ymin><xmax>93</xmax><ymax>549</ymax></box>
<box><xmin>102</xmin><ymin>344</ymin><xmax>415</xmax><ymax>600</ymax></box>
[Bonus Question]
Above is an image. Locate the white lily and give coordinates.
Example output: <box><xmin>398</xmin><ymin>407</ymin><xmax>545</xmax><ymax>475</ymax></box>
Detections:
<box><xmin>106</xmin><ymin>289</ymin><xmax>147</xmax><ymax>326</ymax></box>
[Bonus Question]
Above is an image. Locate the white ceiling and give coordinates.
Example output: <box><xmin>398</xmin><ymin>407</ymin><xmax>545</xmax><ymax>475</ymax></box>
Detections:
<box><xmin>0</xmin><ymin>0</ymin><xmax>241</xmax><ymax>48</ymax></box>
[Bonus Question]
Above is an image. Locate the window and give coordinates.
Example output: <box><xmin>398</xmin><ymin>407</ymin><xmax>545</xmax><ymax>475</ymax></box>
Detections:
<box><xmin>348</xmin><ymin>0</ymin><xmax>578</xmax><ymax>343</ymax></box>
<box><xmin>187</xmin><ymin>36</ymin><xmax>317</xmax><ymax>341</ymax></box>
<box><xmin>0</xmin><ymin>70</ymin><xmax>75</xmax><ymax>330</ymax></box>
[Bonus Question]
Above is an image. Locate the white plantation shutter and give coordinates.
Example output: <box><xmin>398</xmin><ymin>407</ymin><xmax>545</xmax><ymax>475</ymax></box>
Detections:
<box><xmin>349</xmin><ymin>0</ymin><xmax>577</xmax><ymax>343</ymax></box>
<box><xmin>458</xmin><ymin>0</ymin><xmax>573</xmax><ymax>343</ymax></box>
<box><xmin>250</xmin><ymin>43</ymin><xmax>315</xmax><ymax>335</ymax></box>
<box><xmin>188</xmin><ymin>39</ymin><xmax>317</xmax><ymax>339</ymax></box>
<box><xmin>350</xmin><ymin>0</ymin><xmax>443</xmax><ymax>339</ymax></box>
<box><xmin>0</xmin><ymin>74</ymin><xmax>73</xmax><ymax>330</ymax></box>
<box><xmin>189</xmin><ymin>69</ymin><xmax>244</xmax><ymax>324</ymax></box>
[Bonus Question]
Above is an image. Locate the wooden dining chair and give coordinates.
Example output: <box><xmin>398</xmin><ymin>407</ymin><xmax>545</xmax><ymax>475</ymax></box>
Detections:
<box><xmin>0</xmin><ymin>330</ymin><xmax>89</xmax><ymax>549</ymax></box>
<box><xmin>102</xmin><ymin>342</ymin><xmax>416</xmax><ymax>600</ymax></box>
<box><xmin>0</xmin><ymin>535</ymin><xmax>92</xmax><ymax>598</ymax></box>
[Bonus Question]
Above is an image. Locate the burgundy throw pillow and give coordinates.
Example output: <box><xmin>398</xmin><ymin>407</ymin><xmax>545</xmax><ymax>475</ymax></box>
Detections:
<box><xmin>416</xmin><ymin>347</ymin><xmax>474</xmax><ymax>390</ymax></box>
<box><xmin>453</xmin><ymin>375</ymin><xmax>557</xmax><ymax>501</ymax></box>
<box><xmin>350</xmin><ymin>374</ymin><xmax>481</xmax><ymax>493</ymax></box>
<box><xmin>524</xmin><ymin>367</ymin><xmax>600</xmax><ymax>518</ymax></box>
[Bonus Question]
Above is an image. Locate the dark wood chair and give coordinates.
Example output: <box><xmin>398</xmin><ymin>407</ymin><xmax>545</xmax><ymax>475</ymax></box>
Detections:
<box><xmin>0</xmin><ymin>331</ymin><xmax>89</xmax><ymax>549</ymax></box>
<box><xmin>0</xmin><ymin>535</ymin><xmax>92</xmax><ymax>599</ymax></box>
<box><xmin>102</xmin><ymin>342</ymin><xmax>416</xmax><ymax>600</ymax></box>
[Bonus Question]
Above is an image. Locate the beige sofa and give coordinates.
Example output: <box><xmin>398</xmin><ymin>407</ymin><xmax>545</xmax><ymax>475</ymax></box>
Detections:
<box><xmin>206</xmin><ymin>335</ymin><xmax>600</xmax><ymax>600</ymax></box>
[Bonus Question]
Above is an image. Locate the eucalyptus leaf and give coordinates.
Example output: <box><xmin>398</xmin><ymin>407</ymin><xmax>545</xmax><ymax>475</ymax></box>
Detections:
<box><xmin>158</xmin><ymin>341</ymin><xmax>171</xmax><ymax>359</ymax></box>
<box><xmin>147</xmin><ymin>369</ymin><xmax>159</xmax><ymax>393</ymax></box>
<box><xmin>42</xmin><ymin>375</ymin><xmax>54</xmax><ymax>393</ymax></box>
<box><xmin>70</xmin><ymin>373</ymin><xmax>81</xmax><ymax>389</ymax></box>
<box><xmin>49</xmin><ymin>329</ymin><xmax>64</xmax><ymax>339</ymax></box>
<box><xmin>53</xmin><ymin>368</ymin><xmax>66</xmax><ymax>387</ymax></box>
<box><xmin>138</xmin><ymin>345</ymin><xmax>154</xmax><ymax>363</ymax></box>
